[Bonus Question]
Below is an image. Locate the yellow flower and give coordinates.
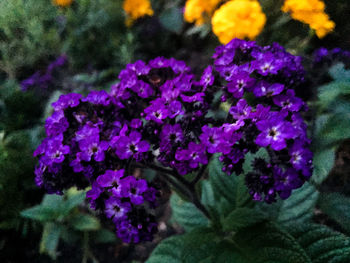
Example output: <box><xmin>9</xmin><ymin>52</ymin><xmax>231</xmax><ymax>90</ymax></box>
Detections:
<box><xmin>53</xmin><ymin>0</ymin><xmax>73</xmax><ymax>7</ymax></box>
<box><xmin>211</xmin><ymin>0</ymin><xmax>266</xmax><ymax>44</ymax></box>
<box><xmin>123</xmin><ymin>0</ymin><xmax>154</xmax><ymax>26</ymax></box>
<box><xmin>282</xmin><ymin>0</ymin><xmax>335</xmax><ymax>38</ymax></box>
<box><xmin>184</xmin><ymin>0</ymin><xmax>222</xmax><ymax>26</ymax></box>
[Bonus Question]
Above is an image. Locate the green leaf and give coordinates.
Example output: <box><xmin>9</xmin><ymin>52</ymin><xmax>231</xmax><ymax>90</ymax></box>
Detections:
<box><xmin>41</xmin><ymin>194</ymin><xmax>64</xmax><ymax>210</ymax></box>
<box><xmin>276</xmin><ymin>182</ymin><xmax>319</xmax><ymax>226</ymax></box>
<box><xmin>222</xmin><ymin>208</ymin><xmax>267</xmax><ymax>232</ymax></box>
<box><xmin>60</xmin><ymin>189</ymin><xmax>86</xmax><ymax>216</ymax></box>
<box><xmin>234</xmin><ymin>222</ymin><xmax>311</xmax><ymax>263</ymax></box>
<box><xmin>170</xmin><ymin>193</ymin><xmax>209</xmax><ymax>231</ymax></box>
<box><xmin>20</xmin><ymin>205</ymin><xmax>57</xmax><ymax>222</ymax></box>
<box><xmin>329</xmin><ymin>63</ymin><xmax>350</xmax><ymax>82</ymax></box>
<box><xmin>40</xmin><ymin>222</ymin><xmax>62</xmax><ymax>260</ymax></box>
<box><xmin>147</xmin><ymin>227</ymin><xmax>229</xmax><ymax>263</ymax></box>
<box><xmin>159</xmin><ymin>7</ymin><xmax>183</xmax><ymax>34</ymax></box>
<box><xmin>201</xmin><ymin>180</ymin><xmax>215</xmax><ymax>207</ymax></box>
<box><xmin>312</xmin><ymin>148</ymin><xmax>336</xmax><ymax>185</ymax></box>
<box><xmin>70</xmin><ymin>214</ymin><xmax>100</xmax><ymax>231</ymax></box>
<box><xmin>318</xmin><ymin>82</ymin><xmax>350</xmax><ymax>108</ymax></box>
<box><xmin>208</xmin><ymin>155</ymin><xmax>252</xmax><ymax>212</ymax></box>
<box><xmin>146</xmin><ymin>235</ymin><xmax>185</xmax><ymax>263</ymax></box>
<box><xmin>92</xmin><ymin>229</ymin><xmax>117</xmax><ymax>244</ymax></box>
<box><xmin>317</xmin><ymin>114</ymin><xmax>350</xmax><ymax>144</ymax></box>
<box><xmin>318</xmin><ymin>192</ymin><xmax>350</xmax><ymax>234</ymax></box>
<box><xmin>289</xmin><ymin>224</ymin><xmax>350</xmax><ymax>263</ymax></box>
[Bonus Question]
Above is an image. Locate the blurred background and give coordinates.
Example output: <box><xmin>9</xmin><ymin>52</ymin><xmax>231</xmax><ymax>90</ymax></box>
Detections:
<box><xmin>1</xmin><ymin>0</ymin><xmax>350</xmax><ymax>262</ymax></box>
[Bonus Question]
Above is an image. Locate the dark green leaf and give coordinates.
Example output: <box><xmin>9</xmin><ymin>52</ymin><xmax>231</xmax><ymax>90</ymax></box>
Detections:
<box><xmin>208</xmin><ymin>154</ymin><xmax>252</xmax><ymax>212</ymax></box>
<box><xmin>93</xmin><ymin>229</ymin><xmax>117</xmax><ymax>244</ymax></box>
<box><xmin>318</xmin><ymin>192</ymin><xmax>350</xmax><ymax>234</ymax></box>
<box><xmin>222</xmin><ymin>208</ymin><xmax>267</xmax><ymax>232</ymax></box>
<box><xmin>147</xmin><ymin>227</ymin><xmax>228</xmax><ymax>263</ymax></box>
<box><xmin>170</xmin><ymin>193</ymin><xmax>209</xmax><ymax>231</ymax></box>
<box><xmin>234</xmin><ymin>222</ymin><xmax>311</xmax><ymax>263</ymax></box>
<box><xmin>312</xmin><ymin>149</ymin><xmax>335</xmax><ymax>185</ymax></box>
<box><xmin>288</xmin><ymin>224</ymin><xmax>350</xmax><ymax>263</ymax></box>
<box><xmin>276</xmin><ymin>182</ymin><xmax>319</xmax><ymax>225</ymax></box>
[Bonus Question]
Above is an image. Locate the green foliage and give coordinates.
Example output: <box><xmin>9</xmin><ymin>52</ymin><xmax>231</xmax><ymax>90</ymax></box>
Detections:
<box><xmin>0</xmin><ymin>0</ymin><xmax>60</xmax><ymax>78</ymax></box>
<box><xmin>312</xmin><ymin>63</ymin><xmax>350</xmax><ymax>184</ymax></box>
<box><xmin>288</xmin><ymin>224</ymin><xmax>350</xmax><ymax>263</ymax></box>
<box><xmin>170</xmin><ymin>193</ymin><xmax>209</xmax><ymax>231</ymax></box>
<box><xmin>318</xmin><ymin>193</ymin><xmax>350</xmax><ymax>234</ymax></box>
<box><xmin>20</xmin><ymin>188</ymin><xmax>113</xmax><ymax>259</ymax></box>
<box><xmin>63</xmin><ymin>0</ymin><xmax>127</xmax><ymax>70</ymax></box>
<box><xmin>208</xmin><ymin>154</ymin><xmax>253</xmax><ymax>212</ymax></box>
<box><xmin>159</xmin><ymin>7</ymin><xmax>184</xmax><ymax>34</ymax></box>
<box><xmin>275</xmin><ymin>182</ymin><xmax>319</xmax><ymax>225</ymax></box>
<box><xmin>221</xmin><ymin>208</ymin><xmax>267</xmax><ymax>232</ymax></box>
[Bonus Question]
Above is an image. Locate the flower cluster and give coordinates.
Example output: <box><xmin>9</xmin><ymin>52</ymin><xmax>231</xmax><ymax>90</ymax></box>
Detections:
<box><xmin>212</xmin><ymin>39</ymin><xmax>311</xmax><ymax>202</ymax></box>
<box><xmin>34</xmin><ymin>90</ymin><xmax>158</xmax><ymax>243</ymax></box>
<box><xmin>211</xmin><ymin>0</ymin><xmax>266</xmax><ymax>44</ymax></box>
<box><xmin>53</xmin><ymin>0</ymin><xmax>73</xmax><ymax>7</ymax></box>
<box><xmin>21</xmin><ymin>55</ymin><xmax>67</xmax><ymax>91</ymax></box>
<box><xmin>34</xmin><ymin>39</ymin><xmax>313</xmax><ymax>243</ymax></box>
<box><xmin>123</xmin><ymin>0</ymin><xmax>154</xmax><ymax>26</ymax></box>
<box><xmin>282</xmin><ymin>0</ymin><xmax>335</xmax><ymax>38</ymax></box>
<box><xmin>313</xmin><ymin>47</ymin><xmax>350</xmax><ymax>66</ymax></box>
<box><xmin>184</xmin><ymin>0</ymin><xmax>221</xmax><ymax>26</ymax></box>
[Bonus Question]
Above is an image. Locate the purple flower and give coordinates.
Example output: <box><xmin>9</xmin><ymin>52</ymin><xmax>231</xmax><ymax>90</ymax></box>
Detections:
<box><xmin>274</xmin><ymin>167</ymin><xmax>303</xmax><ymax>200</ymax></box>
<box><xmin>255</xmin><ymin>113</ymin><xmax>296</xmax><ymax>151</ymax></box>
<box><xmin>175</xmin><ymin>142</ymin><xmax>208</xmax><ymax>169</ymax></box>
<box><xmin>121</xmin><ymin>176</ymin><xmax>148</xmax><ymax>205</ymax></box>
<box><xmin>97</xmin><ymin>169</ymin><xmax>124</xmax><ymax>191</ymax></box>
<box><xmin>180</xmin><ymin>92</ymin><xmax>205</xmax><ymax>103</ymax></box>
<box><xmin>273</xmin><ymin>89</ymin><xmax>303</xmax><ymax>112</ymax></box>
<box><xmin>227</xmin><ymin>71</ymin><xmax>255</xmax><ymax>98</ymax></box>
<box><xmin>104</xmin><ymin>197</ymin><xmax>131</xmax><ymax>220</ymax></box>
<box><xmin>45</xmin><ymin>110</ymin><xmax>69</xmax><ymax>136</ymax></box>
<box><xmin>116</xmin><ymin>131</ymin><xmax>149</xmax><ymax>160</ymax></box>
<box><xmin>229</xmin><ymin>99</ymin><xmax>252</xmax><ymax>120</ymax></box>
<box><xmin>289</xmin><ymin>141</ymin><xmax>313</xmax><ymax>177</ymax></box>
<box><xmin>116</xmin><ymin>220</ymin><xmax>140</xmax><ymax>243</ymax></box>
<box><xmin>200</xmin><ymin>66</ymin><xmax>214</xmax><ymax>89</ymax></box>
<box><xmin>199</xmin><ymin>126</ymin><xmax>232</xmax><ymax>154</ymax></box>
<box><xmin>52</xmin><ymin>93</ymin><xmax>82</xmax><ymax>111</ymax></box>
<box><xmin>253</xmin><ymin>81</ymin><xmax>284</xmax><ymax>97</ymax></box>
<box><xmin>160</xmin><ymin>124</ymin><xmax>184</xmax><ymax>151</ymax></box>
<box><xmin>79</xmin><ymin>135</ymin><xmax>109</xmax><ymax>162</ymax></box>
<box><xmin>82</xmin><ymin>90</ymin><xmax>111</xmax><ymax>106</ymax></box>
<box><xmin>130</xmin><ymin>80</ymin><xmax>154</xmax><ymax>98</ymax></box>
<box><xmin>144</xmin><ymin>99</ymin><xmax>169</xmax><ymax>124</ymax></box>
<box><xmin>39</xmin><ymin>136</ymin><xmax>70</xmax><ymax>165</ymax></box>
<box><xmin>251</xmin><ymin>52</ymin><xmax>283</xmax><ymax>76</ymax></box>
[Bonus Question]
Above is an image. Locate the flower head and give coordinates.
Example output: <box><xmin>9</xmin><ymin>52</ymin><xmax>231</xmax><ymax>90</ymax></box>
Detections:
<box><xmin>211</xmin><ymin>0</ymin><xmax>266</xmax><ymax>44</ymax></box>
<box><xmin>282</xmin><ymin>0</ymin><xmax>335</xmax><ymax>38</ymax></box>
<box><xmin>123</xmin><ymin>0</ymin><xmax>154</xmax><ymax>26</ymax></box>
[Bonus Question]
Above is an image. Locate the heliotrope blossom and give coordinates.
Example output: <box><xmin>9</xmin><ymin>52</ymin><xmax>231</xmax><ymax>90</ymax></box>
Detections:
<box><xmin>34</xmin><ymin>39</ymin><xmax>313</xmax><ymax>243</ymax></box>
<box><xmin>21</xmin><ymin>55</ymin><xmax>67</xmax><ymax>91</ymax></box>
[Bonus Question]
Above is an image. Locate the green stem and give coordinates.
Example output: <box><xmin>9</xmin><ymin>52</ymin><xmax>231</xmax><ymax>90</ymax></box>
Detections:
<box><xmin>82</xmin><ymin>232</ymin><xmax>89</xmax><ymax>263</ymax></box>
